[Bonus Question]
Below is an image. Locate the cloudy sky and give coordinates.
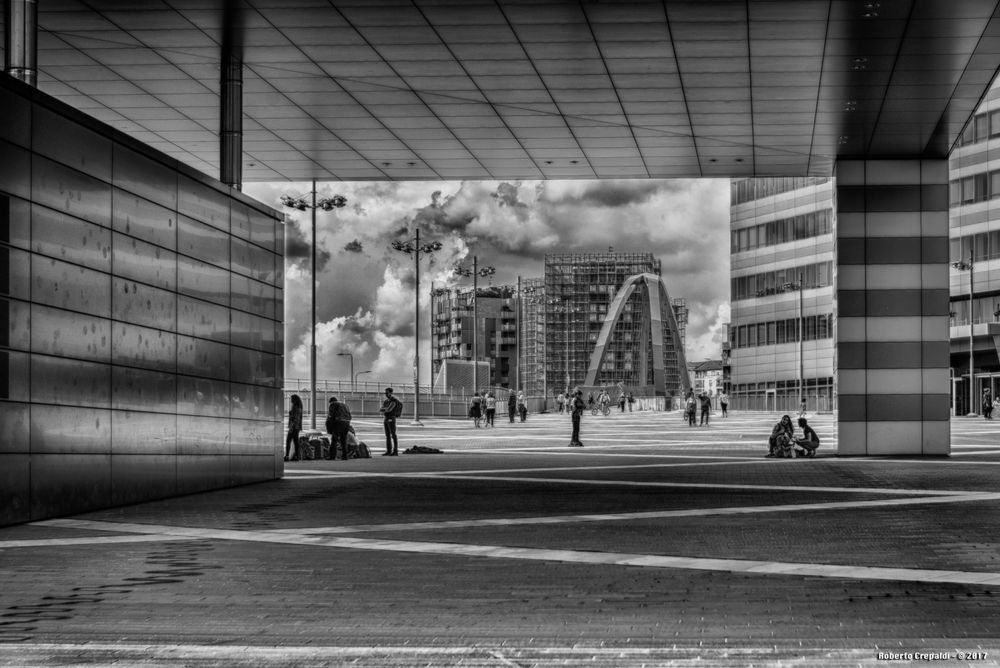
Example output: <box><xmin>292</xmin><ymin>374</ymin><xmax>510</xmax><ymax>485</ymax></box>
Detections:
<box><xmin>243</xmin><ymin>179</ymin><xmax>732</xmax><ymax>387</ymax></box>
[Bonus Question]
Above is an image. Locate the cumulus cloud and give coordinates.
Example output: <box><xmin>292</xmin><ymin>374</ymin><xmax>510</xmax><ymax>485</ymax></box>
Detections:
<box><xmin>246</xmin><ymin>179</ymin><xmax>732</xmax><ymax>384</ymax></box>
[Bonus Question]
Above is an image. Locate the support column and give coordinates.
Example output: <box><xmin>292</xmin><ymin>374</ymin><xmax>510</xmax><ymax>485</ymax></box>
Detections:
<box><xmin>220</xmin><ymin>0</ymin><xmax>243</xmax><ymax>190</ymax></box>
<box><xmin>4</xmin><ymin>0</ymin><xmax>37</xmax><ymax>86</ymax></box>
<box><xmin>836</xmin><ymin>159</ymin><xmax>951</xmax><ymax>455</ymax></box>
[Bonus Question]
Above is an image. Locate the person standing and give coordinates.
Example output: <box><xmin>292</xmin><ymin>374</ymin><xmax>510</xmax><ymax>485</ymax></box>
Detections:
<box><xmin>556</xmin><ymin>392</ymin><xmax>565</xmax><ymax>414</ymax></box>
<box><xmin>798</xmin><ymin>396</ymin><xmax>807</xmax><ymax>418</ymax></box>
<box><xmin>507</xmin><ymin>391</ymin><xmax>517</xmax><ymax>423</ymax></box>
<box><xmin>485</xmin><ymin>392</ymin><xmax>497</xmax><ymax>427</ymax></box>
<box><xmin>618</xmin><ymin>391</ymin><xmax>626</xmax><ymax>412</ymax></box>
<box><xmin>568</xmin><ymin>389</ymin><xmax>585</xmax><ymax>446</ymax></box>
<box><xmin>379</xmin><ymin>387</ymin><xmax>402</xmax><ymax>456</ymax></box>
<box><xmin>517</xmin><ymin>391</ymin><xmax>527</xmax><ymax>422</ymax></box>
<box><xmin>983</xmin><ymin>389</ymin><xmax>993</xmax><ymax>419</ymax></box>
<box><xmin>719</xmin><ymin>391</ymin><xmax>729</xmax><ymax>418</ymax></box>
<box><xmin>627</xmin><ymin>392</ymin><xmax>634</xmax><ymax>412</ymax></box>
<box><xmin>326</xmin><ymin>396</ymin><xmax>353</xmax><ymax>460</ymax></box>
<box><xmin>685</xmin><ymin>393</ymin><xmax>697</xmax><ymax>427</ymax></box>
<box><xmin>284</xmin><ymin>394</ymin><xmax>303</xmax><ymax>461</ymax></box>
<box><xmin>698</xmin><ymin>391</ymin><xmax>711</xmax><ymax>426</ymax></box>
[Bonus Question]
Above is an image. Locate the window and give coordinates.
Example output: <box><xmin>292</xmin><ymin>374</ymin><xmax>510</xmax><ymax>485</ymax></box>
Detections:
<box><xmin>748</xmin><ymin>325</ymin><xmax>756</xmax><ymax>347</ymax></box>
<box><xmin>951</xmin><ymin>180</ymin><xmax>962</xmax><ymax>206</ymax></box>
<box><xmin>976</xmin><ymin>113</ymin><xmax>989</xmax><ymax>142</ymax></box>
<box><xmin>991</xmin><ymin>110</ymin><xmax>1000</xmax><ymax>137</ymax></box>
<box><xmin>962</xmin><ymin>176</ymin><xmax>975</xmax><ymax>203</ymax></box>
<box><xmin>776</xmin><ymin>320</ymin><xmax>786</xmax><ymax>344</ymax></box>
<box><xmin>975</xmin><ymin>232</ymin><xmax>989</xmax><ymax>262</ymax></box>
<box><xmin>767</xmin><ymin>322</ymin><xmax>776</xmax><ymax>345</ymax></box>
<box><xmin>962</xmin><ymin>123</ymin><xmax>974</xmax><ymax>146</ymax></box>
<box><xmin>976</xmin><ymin>172</ymin><xmax>989</xmax><ymax>201</ymax></box>
<box><xmin>990</xmin><ymin>231</ymin><xmax>1000</xmax><ymax>259</ymax></box>
<box><xmin>991</xmin><ymin>171</ymin><xmax>1000</xmax><ymax>199</ymax></box>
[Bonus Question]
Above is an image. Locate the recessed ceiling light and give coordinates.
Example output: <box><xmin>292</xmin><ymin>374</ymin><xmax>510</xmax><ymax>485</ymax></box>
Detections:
<box><xmin>407</xmin><ymin>161</ymin><xmax>417</xmax><ymax>166</ymax></box>
<box><xmin>735</xmin><ymin>158</ymin><xmax>744</xmax><ymax>163</ymax></box>
<box><xmin>544</xmin><ymin>160</ymin><xmax>553</xmax><ymax>165</ymax></box>
<box><xmin>381</xmin><ymin>162</ymin><xmax>391</xmax><ymax>167</ymax></box>
<box><xmin>709</xmin><ymin>158</ymin><xmax>717</xmax><ymax>163</ymax></box>
<box><xmin>570</xmin><ymin>160</ymin><xmax>579</xmax><ymax>164</ymax></box>
<box><xmin>838</xmin><ymin>135</ymin><xmax>850</xmax><ymax>145</ymax></box>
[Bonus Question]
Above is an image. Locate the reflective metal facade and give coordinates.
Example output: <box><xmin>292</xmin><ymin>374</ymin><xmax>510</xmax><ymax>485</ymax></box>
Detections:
<box><xmin>0</xmin><ymin>76</ymin><xmax>284</xmax><ymax>526</ymax></box>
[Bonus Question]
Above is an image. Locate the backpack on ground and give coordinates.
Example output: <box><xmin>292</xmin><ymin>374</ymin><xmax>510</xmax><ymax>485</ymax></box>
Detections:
<box><xmin>356</xmin><ymin>441</ymin><xmax>371</xmax><ymax>458</ymax></box>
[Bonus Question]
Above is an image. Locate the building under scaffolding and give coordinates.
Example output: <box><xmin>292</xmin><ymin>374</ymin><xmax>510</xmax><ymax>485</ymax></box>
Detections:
<box><xmin>542</xmin><ymin>252</ymin><xmax>689</xmax><ymax>398</ymax></box>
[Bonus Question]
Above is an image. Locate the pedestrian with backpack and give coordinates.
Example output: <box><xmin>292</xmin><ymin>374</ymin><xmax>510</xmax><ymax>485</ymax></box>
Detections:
<box><xmin>379</xmin><ymin>387</ymin><xmax>403</xmax><ymax>456</ymax></box>
<box><xmin>325</xmin><ymin>397</ymin><xmax>353</xmax><ymax>460</ymax></box>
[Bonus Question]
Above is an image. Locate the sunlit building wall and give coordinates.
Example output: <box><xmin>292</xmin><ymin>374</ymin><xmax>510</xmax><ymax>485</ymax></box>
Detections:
<box><xmin>947</xmin><ymin>85</ymin><xmax>1000</xmax><ymax>415</ymax></box>
<box><xmin>729</xmin><ymin>178</ymin><xmax>837</xmax><ymax>412</ymax></box>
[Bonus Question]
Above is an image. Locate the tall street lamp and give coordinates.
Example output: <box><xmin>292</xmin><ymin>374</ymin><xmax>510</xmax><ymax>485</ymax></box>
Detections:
<box><xmin>355</xmin><ymin>370</ymin><xmax>372</xmax><ymax>387</ymax></box>
<box><xmin>280</xmin><ymin>181</ymin><xmax>347</xmax><ymax>428</ymax></box>
<box><xmin>953</xmin><ymin>256</ymin><xmax>975</xmax><ymax>415</ymax></box>
<box><xmin>781</xmin><ymin>273</ymin><xmax>805</xmax><ymax>412</ymax></box>
<box><xmin>391</xmin><ymin>229</ymin><xmax>443</xmax><ymax>425</ymax></box>
<box><xmin>453</xmin><ymin>256</ymin><xmax>495</xmax><ymax>393</ymax></box>
<box><xmin>337</xmin><ymin>352</ymin><xmax>353</xmax><ymax>391</ymax></box>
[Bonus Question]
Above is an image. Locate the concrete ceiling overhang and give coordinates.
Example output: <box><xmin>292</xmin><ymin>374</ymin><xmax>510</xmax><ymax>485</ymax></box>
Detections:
<box><xmin>4</xmin><ymin>0</ymin><xmax>1000</xmax><ymax>182</ymax></box>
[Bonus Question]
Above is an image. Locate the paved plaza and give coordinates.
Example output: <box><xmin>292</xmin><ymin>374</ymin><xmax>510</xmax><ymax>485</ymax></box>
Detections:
<box><xmin>2</xmin><ymin>410</ymin><xmax>1000</xmax><ymax>666</ymax></box>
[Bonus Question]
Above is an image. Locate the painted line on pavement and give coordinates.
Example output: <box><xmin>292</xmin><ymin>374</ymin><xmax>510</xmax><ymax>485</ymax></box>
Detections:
<box><xmin>31</xmin><ymin>518</ymin><xmax>1000</xmax><ymax>587</ymax></box>
<box><xmin>263</xmin><ymin>492</ymin><xmax>1000</xmax><ymax>535</ymax></box>
<box><xmin>0</xmin><ymin>534</ymin><xmax>195</xmax><ymax>549</ymax></box>
<box><xmin>281</xmin><ymin>469</ymin><xmax>980</xmax><ymax>497</ymax></box>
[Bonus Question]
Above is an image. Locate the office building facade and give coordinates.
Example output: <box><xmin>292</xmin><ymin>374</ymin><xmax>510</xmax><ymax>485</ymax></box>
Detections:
<box><xmin>729</xmin><ymin>178</ymin><xmax>837</xmax><ymax>412</ymax></box>
<box><xmin>948</xmin><ymin>87</ymin><xmax>1000</xmax><ymax>415</ymax></box>
<box><xmin>431</xmin><ymin>285</ymin><xmax>517</xmax><ymax>392</ymax></box>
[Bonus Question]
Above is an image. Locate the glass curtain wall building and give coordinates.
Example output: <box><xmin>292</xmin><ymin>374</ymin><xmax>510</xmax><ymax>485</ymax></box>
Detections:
<box><xmin>948</xmin><ymin>84</ymin><xmax>1000</xmax><ymax>414</ymax></box>
<box><xmin>543</xmin><ymin>252</ymin><xmax>686</xmax><ymax>398</ymax></box>
<box><xmin>729</xmin><ymin>178</ymin><xmax>837</xmax><ymax>412</ymax></box>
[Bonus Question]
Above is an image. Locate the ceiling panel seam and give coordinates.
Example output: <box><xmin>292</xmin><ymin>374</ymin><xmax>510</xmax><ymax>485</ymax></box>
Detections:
<box><xmin>867</xmin><ymin>1</ymin><xmax>918</xmax><ymax>156</ymax></box>
<box><xmin>661</xmin><ymin>0</ymin><xmax>700</xmax><ymax>178</ymax></box>
<box><xmin>580</xmin><ymin>2</ymin><xmax>650</xmax><ymax>179</ymax></box>
<box><xmin>249</xmin><ymin>2</ymin><xmax>403</xmax><ymax>181</ymax></box>
<box><xmin>493</xmin><ymin>0</ymin><xmax>596</xmax><ymax>178</ymax></box>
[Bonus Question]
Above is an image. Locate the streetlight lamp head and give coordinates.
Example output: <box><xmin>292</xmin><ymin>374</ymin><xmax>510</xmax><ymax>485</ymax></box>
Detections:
<box><xmin>317</xmin><ymin>195</ymin><xmax>348</xmax><ymax>211</ymax></box>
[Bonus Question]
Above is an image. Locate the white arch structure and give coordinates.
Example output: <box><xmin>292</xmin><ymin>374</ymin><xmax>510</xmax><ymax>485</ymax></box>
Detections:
<box><xmin>584</xmin><ymin>273</ymin><xmax>692</xmax><ymax>397</ymax></box>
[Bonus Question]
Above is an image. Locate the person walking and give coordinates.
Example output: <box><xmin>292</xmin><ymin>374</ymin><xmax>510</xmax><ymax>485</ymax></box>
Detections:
<box><xmin>485</xmin><ymin>392</ymin><xmax>497</xmax><ymax>427</ymax></box>
<box><xmin>507</xmin><ymin>391</ymin><xmax>517</xmax><ymax>423</ymax></box>
<box><xmin>379</xmin><ymin>387</ymin><xmax>403</xmax><ymax>456</ymax></box>
<box><xmin>627</xmin><ymin>392</ymin><xmax>635</xmax><ymax>412</ymax></box>
<box><xmin>325</xmin><ymin>396</ymin><xmax>353</xmax><ymax>460</ymax></box>
<box><xmin>698</xmin><ymin>391</ymin><xmax>711</xmax><ymax>426</ymax></box>
<box><xmin>983</xmin><ymin>389</ymin><xmax>993</xmax><ymax>419</ymax></box>
<box><xmin>798</xmin><ymin>396</ymin><xmax>807</xmax><ymax>418</ymax></box>
<box><xmin>556</xmin><ymin>392</ymin><xmax>565</xmax><ymax>414</ymax></box>
<box><xmin>568</xmin><ymin>389</ymin><xmax>585</xmax><ymax>446</ymax></box>
<box><xmin>284</xmin><ymin>394</ymin><xmax>303</xmax><ymax>461</ymax></box>
<box><xmin>719</xmin><ymin>391</ymin><xmax>729</xmax><ymax>418</ymax></box>
<box><xmin>517</xmin><ymin>391</ymin><xmax>527</xmax><ymax>422</ymax></box>
<box><xmin>469</xmin><ymin>392</ymin><xmax>483</xmax><ymax>428</ymax></box>
<box><xmin>618</xmin><ymin>391</ymin><xmax>626</xmax><ymax>412</ymax></box>
<box><xmin>685</xmin><ymin>392</ymin><xmax>697</xmax><ymax>427</ymax></box>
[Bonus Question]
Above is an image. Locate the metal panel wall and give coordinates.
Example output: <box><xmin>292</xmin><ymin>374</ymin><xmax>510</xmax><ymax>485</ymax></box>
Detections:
<box><xmin>0</xmin><ymin>76</ymin><xmax>284</xmax><ymax>526</ymax></box>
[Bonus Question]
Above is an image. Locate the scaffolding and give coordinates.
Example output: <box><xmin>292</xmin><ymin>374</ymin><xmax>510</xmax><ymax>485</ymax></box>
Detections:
<box><xmin>543</xmin><ymin>253</ymin><xmax>663</xmax><ymax>397</ymax></box>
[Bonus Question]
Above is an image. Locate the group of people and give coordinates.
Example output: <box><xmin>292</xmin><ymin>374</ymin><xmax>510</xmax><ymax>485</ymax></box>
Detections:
<box><xmin>767</xmin><ymin>415</ymin><xmax>820</xmax><ymax>458</ymax></box>
<box><xmin>684</xmin><ymin>390</ymin><xmax>730</xmax><ymax>427</ymax></box>
<box><xmin>283</xmin><ymin>387</ymin><xmax>405</xmax><ymax>461</ymax></box>
<box><xmin>469</xmin><ymin>390</ymin><xmax>529</xmax><ymax>426</ymax></box>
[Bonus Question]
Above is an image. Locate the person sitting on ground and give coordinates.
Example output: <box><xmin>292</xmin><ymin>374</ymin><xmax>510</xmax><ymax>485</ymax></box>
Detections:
<box><xmin>767</xmin><ymin>415</ymin><xmax>795</xmax><ymax>458</ymax></box>
<box><xmin>794</xmin><ymin>417</ymin><xmax>820</xmax><ymax>457</ymax></box>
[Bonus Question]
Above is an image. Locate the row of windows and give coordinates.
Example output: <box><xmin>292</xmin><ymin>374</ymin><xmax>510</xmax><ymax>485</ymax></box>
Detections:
<box><xmin>731</xmin><ymin>377</ymin><xmax>835</xmax><ymax>393</ymax></box>
<box><xmin>956</xmin><ymin>109</ymin><xmax>1000</xmax><ymax>147</ymax></box>
<box><xmin>731</xmin><ymin>209</ymin><xmax>833</xmax><ymax>253</ymax></box>
<box><xmin>731</xmin><ymin>178</ymin><xmax>831</xmax><ymax>205</ymax></box>
<box><xmin>731</xmin><ymin>261</ymin><xmax>833</xmax><ymax>301</ymax></box>
<box><xmin>729</xmin><ymin>314</ymin><xmax>834</xmax><ymax>349</ymax></box>
<box><xmin>950</xmin><ymin>230</ymin><xmax>1000</xmax><ymax>263</ymax></box>
<box><xmin>950</xmin><ymin>295</ymin><xmax>1000</xmax><ymax>326</ymax></box>
<box><xmin>948</xmin><ymin>171</ymin><xmax>1000</xmax><ymax>205</ymax></box>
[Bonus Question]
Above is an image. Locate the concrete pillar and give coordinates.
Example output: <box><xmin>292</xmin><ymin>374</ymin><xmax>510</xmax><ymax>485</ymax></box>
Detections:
<box><xmin>836</xmin><ymin>159</ymin><xmax>951</xmax><ymax>455</ymax></box>
<box><xmin>4</xmin><ymin>0</ymin><xmax>37</xmax><ymax>86</ymax></box>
